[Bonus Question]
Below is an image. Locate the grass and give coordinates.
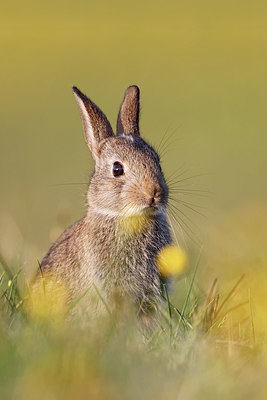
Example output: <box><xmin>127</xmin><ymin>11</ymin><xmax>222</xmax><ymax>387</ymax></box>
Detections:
<box><xmin>0</xmin><ymin>242</ymin><xmax>266</xmax><ymax>400</ymax></box>
<box><xmin>1</xmin><ymin>2</ymin><xmax>267</xmax><ymax>398</ymax></box>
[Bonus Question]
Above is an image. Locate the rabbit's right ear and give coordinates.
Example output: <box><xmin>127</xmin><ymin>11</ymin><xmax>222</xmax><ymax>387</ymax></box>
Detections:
<box><xmin>116</xmin><ymin>85</ymin><xmax>140</xmax><ymax>136</ymax></box>
<box><xmin>72</xmin><ymin>87</ymin><xmax>114</xmax><ymax>160</ymax></box>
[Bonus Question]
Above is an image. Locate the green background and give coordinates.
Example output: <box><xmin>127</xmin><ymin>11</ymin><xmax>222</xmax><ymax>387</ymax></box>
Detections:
<box><xmin>0</xmin><ymin>0</ymin><xmax>266</xmax><ymax>275</ymax></box>
<box><xmin>1</xmin><ymin>3</ymin><xmax>267</xmax><ymax>399</ymax></box>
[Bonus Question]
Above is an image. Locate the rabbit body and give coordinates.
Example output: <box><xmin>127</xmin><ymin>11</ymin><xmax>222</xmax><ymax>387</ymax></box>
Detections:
<box><xmin>40</xmin><ymin>86</ymin><xmax>172</xmax><ymax>316</ymax></box>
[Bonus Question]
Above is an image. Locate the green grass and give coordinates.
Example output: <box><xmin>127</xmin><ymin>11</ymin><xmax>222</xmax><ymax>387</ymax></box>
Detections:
<box><xmin>0</xmin><ymin>243</ymin><xmax>266</xmax><ymax>400</ymax></box>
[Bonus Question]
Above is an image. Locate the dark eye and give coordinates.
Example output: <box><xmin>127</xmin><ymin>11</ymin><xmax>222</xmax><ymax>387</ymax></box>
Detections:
<box><xmin>112</xmin><ymin>162</ymin><xmax>124</xmax><ymax>177</ymax></box>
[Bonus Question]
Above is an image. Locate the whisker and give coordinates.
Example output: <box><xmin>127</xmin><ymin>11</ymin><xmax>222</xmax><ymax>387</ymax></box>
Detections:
<box><xmin>168</xmin><ymin>201</ymin><xmax>199</xmax><ymax>229</ymax></box>
<box><xmin>168</xmin><ymin>197</ymin><xmax>204</xmax><ymax>247</ymax></box>
<box><xmin>167</xmin><ymin>209</ymin><xmax>188</xmax><ymax>248</ymax></box>
<box><xmin>169</xmin><ymin>191</ymin><xmax>209</xmax><ymax>199</ymax></box>
<box><xmin>160</xmin><ymin>138</ymin><xmax>180</xmax><ymax>160</ymax></box>
<box><xmin>169</xmin><ymin>194</ymin><xmax>204</xmax><ymax>208</ymax></box>
<box><xmin>169</xmin><ymin>196</ymin><xmax>207</xmax><ymax>210</ymax></box>
<box><xmin>166</xmin><ymin>211</ymin><xmax>181</xmax><ymax>247</ymax></box>
<box><xmin>166</xmin><ymin>167</ymin><xmax>190</xmax><ymax>185</ymax></box>
<box><xmin>166</xmin><ymin>164</ymin><xmax>187</xmax><ymax>181</ymax></box>
<box><xmin>167</xmin><ymin>207</ymin><xmax>193</xmax><ymax>248</ymax></box>
<box><xmin>156</xmin><ymin>126</ymin><xmax>172</xmax><ymax>154</ymax></box>
<box><xmin>167</xmin><ymin>172</ymin><xmax>210</xmax><ymax>187</ymax></box>
<box><xmin>157</xmin><ymin>124</ymin><xmax>184</xmax><ymax>160</ymax></box>
<box><xmin>169</xmin><ymin>197</ymin><xmax>207</xmax><ymax>218</ymax></box>
<box><xmin>157</xmin><ymin>126</ymin><xmax>177</xmax><ymax>156</ymax></box>
<box><xmin>169</xmin><ymin>188</ymin><xmax>211</xmax><ymax>196</ymax></box>
<box><xmin>168</xmin><ymin>207</ymin><xmax>202</xmax><ymax>248</ymax></box>
<box><xmin>168</xmin><ymin>203</ymin><xmax>196</xmax><ymax>238</ymax></box>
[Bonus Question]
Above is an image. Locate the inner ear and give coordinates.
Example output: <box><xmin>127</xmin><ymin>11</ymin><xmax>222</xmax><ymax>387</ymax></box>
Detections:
<box><xmin>116</xmin><ymin>85</ymin><xmax>140</xmax><ymax>136</ymax></box>
<box><xmin>72</xmin><ymin>86</ymin><xmax>114</xmax><ymax>160</ymax></box>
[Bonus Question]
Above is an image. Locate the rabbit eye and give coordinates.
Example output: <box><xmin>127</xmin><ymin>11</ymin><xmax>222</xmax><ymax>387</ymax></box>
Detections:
<box><xmin>113</xmin><ymin>162</ymin><xmax>124</xmax><ymax>177</ymax></box>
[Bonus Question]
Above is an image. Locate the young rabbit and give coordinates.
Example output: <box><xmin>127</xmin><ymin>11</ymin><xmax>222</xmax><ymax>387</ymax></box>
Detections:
<box><xmin>39</xmin><ymin>85</ymin><xmax>172</xmax><ymax>318</ymax></box>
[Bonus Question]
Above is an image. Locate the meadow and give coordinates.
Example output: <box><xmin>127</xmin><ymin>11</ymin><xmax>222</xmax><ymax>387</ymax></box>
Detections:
<box><xmin>1</xmin><ymin>1</ymin><xmax>267</xmax><ymax>398</ymax></box>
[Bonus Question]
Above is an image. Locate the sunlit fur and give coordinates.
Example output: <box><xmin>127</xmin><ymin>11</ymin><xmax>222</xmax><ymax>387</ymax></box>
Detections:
<box><xmin>39</xmin><ymin>86</ymin><xmax>172</xmax><ymax>320</ymax></box>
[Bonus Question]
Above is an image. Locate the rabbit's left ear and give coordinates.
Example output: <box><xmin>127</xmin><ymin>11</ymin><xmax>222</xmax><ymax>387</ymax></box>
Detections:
<box><xmin>72</xmin><ymin>86</ymin><xmax>114</xmax><ymax>160</ymax></box>
<box><xmin>116</xmin><ymin>85</ymin><xmax>140</xmax><ymax>136</ymax></box>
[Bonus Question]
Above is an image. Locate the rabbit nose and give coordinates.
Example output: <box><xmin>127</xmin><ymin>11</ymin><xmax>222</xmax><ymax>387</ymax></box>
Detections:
<box><xmin>146</xmin><ymin>186</ymin><xmax>161</xmax><ymax>207</ymax></box>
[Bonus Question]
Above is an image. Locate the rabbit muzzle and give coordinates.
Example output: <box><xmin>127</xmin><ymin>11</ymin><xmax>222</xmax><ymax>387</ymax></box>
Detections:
<box><xmin>143</xmin><ymin>186</ymin><xmax>161</xmax><ymax>208</ymax></box>
<box><xmin>127</xmin><ymin>179</ymin><xmax>167</xmax><ymax>215</ymax></box>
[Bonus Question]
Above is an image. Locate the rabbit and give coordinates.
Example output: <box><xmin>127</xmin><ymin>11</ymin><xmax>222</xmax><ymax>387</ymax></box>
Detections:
<box><xmin>38</xmin><ymin>85</ymin><xmax>172</xmax><ymax>320</ymax></box>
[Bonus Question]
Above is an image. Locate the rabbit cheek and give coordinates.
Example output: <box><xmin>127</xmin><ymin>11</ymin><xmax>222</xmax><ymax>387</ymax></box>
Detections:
<box><xmin>126</xmin><ymin>186</ymin><xmax>143</xmax><ymax>211</ymax></box>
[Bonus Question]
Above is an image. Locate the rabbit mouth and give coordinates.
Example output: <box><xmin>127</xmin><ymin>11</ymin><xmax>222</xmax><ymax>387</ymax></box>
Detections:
<box><xmin>91</xmin><ymin>204</ymin><xmax>163</xmax><ymax>219</ymax></box>
<box><xmin>121</xmin><ymin>203</ymin><xmax>163</xmax><ymax>218</ymax></box>
<box><xmin>142</xmin><ymin>205</ymin><xmax>162</xmax><ymax>217</ymax></box>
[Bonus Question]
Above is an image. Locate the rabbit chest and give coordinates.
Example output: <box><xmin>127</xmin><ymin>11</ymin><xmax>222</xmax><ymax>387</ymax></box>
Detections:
<box><xmin>81</xmin><ymin>212</ymin><xmax>171</xmax><ymax>306</ymax></box>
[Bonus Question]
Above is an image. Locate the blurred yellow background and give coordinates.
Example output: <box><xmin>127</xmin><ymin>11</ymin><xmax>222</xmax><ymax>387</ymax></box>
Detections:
<box><xmin>1</xmin><ymin>3</ymin><xmax>267</xmax><ymax>398</ymax></box>
<box><xmin>0</xmin><ymin>0</ymin><xmax>266</xmax><ymax>284</ymax></box>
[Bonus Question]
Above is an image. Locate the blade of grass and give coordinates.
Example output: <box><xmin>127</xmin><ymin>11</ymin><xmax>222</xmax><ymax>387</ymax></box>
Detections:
<box><xmin>214</xmin><ymin>274</ymin><xmax>245</xmax><ymax>318</ymax></box>
<box><xmin>180</xmin><ymin>247</ymin><xmax>202</xmax><ymax>323</ymax></box>
<box><xmin>173</xmin><ymin>307</ymin><xmax>193</xmax><ymax>329</ymax></box>
<box><xmin>93</xmin><ymin>284</ymin><xmax>111</xmax><ymax>315</ymax></box>
<box><xmin>249</xmin><ymin>289</ymin><xmax>255</xmax><ymax>346</ymax></box>
<box><xmin>37</xmin><ymin>259</ymin><xmax>46</xmax><ymax>296</ymax></box>
<box><xmin>161</xmin><ymin>291</ymin><xmax>192</xmax><ymax>329</ymax></box>
<box><xmin>0</xmin><ymin>252</ymin><xmax>13</xmax><ymax>281</ymax></box>
<box><xmin>68</xmin><ymin>286</ymin><xmax>92</xmax><ymax>312</ymax></box>
<box><xmin>207</xmin><ymin>300</ymin><xmax>249</xmax><ymax>332</ymax></box>
<box><xmin>163</xmin><ymin>283</ymin><xmax>172</xmax><ymax>341</ymax></box>
<box><xmin>205</xmin><ymin>278</ymin><xmax>218</xmax><ymax>310</ymax></box>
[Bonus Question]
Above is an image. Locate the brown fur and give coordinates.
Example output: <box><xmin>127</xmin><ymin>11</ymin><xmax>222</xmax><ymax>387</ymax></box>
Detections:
<box><xmin>39</xmin><ymin>85</ymin><xmax>172</xmax><ymax>318</ymax></box>
<box><xmin>116</xmin><ymin>85</ymin><xmax>140</xmax><ymax>136</ymax></box>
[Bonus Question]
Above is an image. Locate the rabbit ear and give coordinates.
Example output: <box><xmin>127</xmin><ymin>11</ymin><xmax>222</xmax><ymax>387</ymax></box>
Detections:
<box><xmin>116</xmin><ymin>85</ymin><xmax>140</xmax><ymax>136</ymax></box>
<box><xmin>72</xmin><ymin>86</ymin><xmax>114</xmax><ymax>159</ymax></box>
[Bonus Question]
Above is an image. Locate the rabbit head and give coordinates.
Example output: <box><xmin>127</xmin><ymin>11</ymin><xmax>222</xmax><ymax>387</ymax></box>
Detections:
<box><xmin>72</xmin><ymin>85</ymin><xmax>168</xmax><ymax>219</ymax></box>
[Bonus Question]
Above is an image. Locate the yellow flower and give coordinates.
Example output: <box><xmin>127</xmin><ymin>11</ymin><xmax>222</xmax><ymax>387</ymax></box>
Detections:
<box><xmin>27</xmin><ymin>277</ymin><xmax>68</xmax><ymax>321</ymax></box>
<box><xmin>157</xmin><ymin>245</ymin><xmax>188</xmax><ymax>277</ymax></box>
